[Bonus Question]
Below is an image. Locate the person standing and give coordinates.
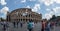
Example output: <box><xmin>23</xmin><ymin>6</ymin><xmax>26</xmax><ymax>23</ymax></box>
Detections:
<box><xmin>50</xmin><ymin>22</ymin><xmax>55</xmax><ymax>29</ymax></box>
<box><xmin>41</xmin><ymin>21</ymin><xmax>46</xmax><ymax>31</ymax></box>
<box><xmin>20</xmin><ymin>20</ymin><xmax>23</xmax><ymax>28</ymax></box>
<box><xmin>13</xmin><ymin>21</ymin><xmax>16</xmax><ymax>28</ymax></box>
<box><xmin>3</xmin><ymin>21</ymin><xmax>6</xmax><ymax>31</ymax></box>
<box><xmin>45</xmin><ymin>21</ymin><xmax>50</xmax><ymax>31</ymax></box>
<box><xmin>2</xmin><ymin>21</ymin><xmax>9</xmax><ymax>31</ymax></box>
<box><xmin>20</xmin><ymin>23</ymin><xmax>22</xmax><ymax>28</ymax></box>
<box><xmin>27</xmin><ymin>20</ymin><xmax>34</xmax><ymax>31</ymax></box>
<box><xmin>16</xmin><ymin>21</ymin><xmax>19</xmax><ymax>28</ymax></box>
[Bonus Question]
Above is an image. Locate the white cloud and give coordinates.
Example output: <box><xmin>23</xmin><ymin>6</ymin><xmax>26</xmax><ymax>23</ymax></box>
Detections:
<box><xmin>46</xmin><ymin>8</ymin><xmax>55</xmax><ymax>14</ymax></box>
<box><xmin>32</xmin><ymin>4</ymin><xmax>40</xmax><ymax>12</ymax></box>
<box><xmin>38</xmin><ymin>0</ymin><xmax>56</xmax><ymax>6</ymax></box>
<box><xmin>53</xmin><ymin>7</ymin><xmax>60</xmax><ymax>16</ymax></box>
<box><xmin>44</xmin><ymin>13</ymin><xmax>52</xmax><ymax>20</ymax></box>
<box><xmin>44</xmin><ymin>11</ymin><xmax>54</xmax><ymax>20</ymax></box>
<box><xmin>43</xmin><ymin>0</ymin><xmax>55</xmax><ymax>6</ymax></box>
<box><xmin>53</xmin><ymin>7</ymin><xmax>60</xmax><ymax>13</ymax></box>
<box><xmin>46</xmin><ymin>8</ymin><xmax>51</xmax><ymax>11</ymax></box>
<box><xmin>38</xmin><ymin>0</ymin><xmax>60</xmax><ymax>6</ymax></box>
<box><xmin>21</xmin><ymin>0</ymin><xmax>26</xmax><ymax>3</ymax></box>
<box><xmin>38</xmin><ymin>13</ymin><xmax>41</xmax><ymax>14</ymax></box>
<box><xmin>1</xmin><ymin>6</ymin><xmax>9</xmax><ymax>15</ymax></box>
<box><xmin>0</xmin><ymin>0</ymin><xmax>7</xmax><ymax>5</ymax></box>
<box><xmin>55</xmin><ymin>0</ymin><xmax>60</xmax><ymax>4</ymax></box>
<box><xmin>44</xmin><ymin>8</ymin><xmax>55</xmax><ymax>20</ymax></box>
<box><xmin>26</xmin><ymin>6</ymin><xmax>31</xmax><ymax>8</ymax></box>
<box><xmin>0</xmin><ymin>10</ymin><xmax>1</xmax><ymax>14</ymax></box>
<box><xmin>29</xmin><ymin>0</ymin><xmax>36</xmax><ymax>1</ymax></box>
<box><xmin>44</xmin><ymin>7</ymin><xmax>60</xmax><ymax>20</ymax></box>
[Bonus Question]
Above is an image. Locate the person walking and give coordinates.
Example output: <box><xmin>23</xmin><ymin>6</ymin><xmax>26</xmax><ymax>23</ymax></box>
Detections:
<box><xmin>27</xmin><ymin>20</ymin><xmax>34</xmax><ymax>31</ymax></box>
<box><xmin>45</xmin><ymin>21</ymin><xmax>50</xmax><ymax>31</ymax></box>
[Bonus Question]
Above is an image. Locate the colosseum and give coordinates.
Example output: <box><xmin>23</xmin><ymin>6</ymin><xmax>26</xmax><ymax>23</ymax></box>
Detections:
<box><xmin>7</xmin><ymin>8</ymin><xmax>42</xmax><ymax>23</ymax></box>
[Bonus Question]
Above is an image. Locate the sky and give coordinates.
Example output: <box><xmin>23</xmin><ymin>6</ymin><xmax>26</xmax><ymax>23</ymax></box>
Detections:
<box><xmin>0</xmin><ymin>0</ymin><xmax>60</xmax><ymax>20</ymax></box>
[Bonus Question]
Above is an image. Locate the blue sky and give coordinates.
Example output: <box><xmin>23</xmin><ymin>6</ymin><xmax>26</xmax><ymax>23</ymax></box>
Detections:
<box><xmin>0</xmin><ymin>0</ymin><xmax>60</xmax><ymax>20</ymax></box>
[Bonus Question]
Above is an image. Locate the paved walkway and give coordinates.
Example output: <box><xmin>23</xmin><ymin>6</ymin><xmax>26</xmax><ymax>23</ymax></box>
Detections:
<box><xmin>0</xmin><ymin>22</ymin><xmax>60</xmax><ymax>31</ymax></box>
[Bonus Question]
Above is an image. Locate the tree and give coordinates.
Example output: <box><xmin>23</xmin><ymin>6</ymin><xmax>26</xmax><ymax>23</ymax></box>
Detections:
<box><xmin>49</xmin><ymin>15</ymin><xmax>56</xmax><ymax>22</ymax></box>
<box><xmin>1</xmin><ymin>18</ymin><xmax>6</xmax><ymax>21</ymax></box>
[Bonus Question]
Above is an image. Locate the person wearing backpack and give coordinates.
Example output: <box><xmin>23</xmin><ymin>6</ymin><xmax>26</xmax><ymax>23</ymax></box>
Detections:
<box><xmin>27</xmin><ymin>20</ymin><xmax>34</xmax><ymax>31</ymax></box>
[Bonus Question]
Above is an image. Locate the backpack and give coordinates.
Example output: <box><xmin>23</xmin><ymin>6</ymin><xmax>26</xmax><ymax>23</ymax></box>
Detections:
<box><xmin>28</xmin><ymin>22</ymin><xmax>34</xmax><ymax>29</ymax></box>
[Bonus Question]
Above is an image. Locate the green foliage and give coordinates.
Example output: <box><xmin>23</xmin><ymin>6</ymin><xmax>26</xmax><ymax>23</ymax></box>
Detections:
<box><xmin>49</xmin><ymin>15</ymin><xmax>56</xmax><ymax>22</ymax></box>
<box><xmin>0</xmin><ymin>18</ymin><xmax>6</xmax><ymax>21</ymax></box>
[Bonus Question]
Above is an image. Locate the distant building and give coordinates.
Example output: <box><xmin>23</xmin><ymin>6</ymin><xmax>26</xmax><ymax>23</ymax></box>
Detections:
<box><xmin>7</xmin><ymin>8</ymin><xmax>42</xmax><ymax>22</ymax></box>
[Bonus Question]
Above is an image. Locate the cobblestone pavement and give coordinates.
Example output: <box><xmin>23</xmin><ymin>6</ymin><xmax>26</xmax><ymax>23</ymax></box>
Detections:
<box><xmin>0</xmin><ymin>22</ymin><xmax>60</xmax><ymax>31</ymax></box>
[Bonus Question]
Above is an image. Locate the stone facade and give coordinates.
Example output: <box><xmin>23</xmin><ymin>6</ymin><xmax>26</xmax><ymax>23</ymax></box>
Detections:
<box><xmin>7</xmin><ymin>8</ymin><xmax>42</xmax><ymax>22</ymax></box>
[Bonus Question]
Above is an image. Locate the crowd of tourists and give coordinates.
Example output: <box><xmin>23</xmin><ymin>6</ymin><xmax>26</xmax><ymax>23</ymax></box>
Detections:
<box><xmin>41</xmin><ymin>21</ymin><xmax>55</xmax><ymax>31</ymax></box>
<box><xmin>0</xmin><ymin>20</ymin><xmax>55</xmax><ymax>31</ymax></box>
